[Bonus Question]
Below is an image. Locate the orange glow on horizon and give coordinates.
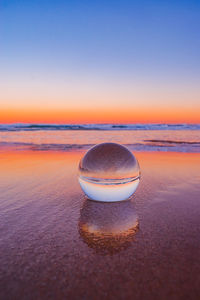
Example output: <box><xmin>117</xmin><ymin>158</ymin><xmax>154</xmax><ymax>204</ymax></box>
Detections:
<box><xmin>1</xmin><ymin>151</ymin><xmax>200</xmax><ymax>181</ymax></box>
<box><xmin>0</xmin><ymin>107</ymin><xmax>200</xmax><ymax>124</ymax></box>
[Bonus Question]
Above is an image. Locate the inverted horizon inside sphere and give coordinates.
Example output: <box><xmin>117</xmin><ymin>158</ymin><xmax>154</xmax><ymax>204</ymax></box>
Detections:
<box><xmin>79</xmin><ymin>143</ymin><xmax>140</xmax><ymax>180</ymax></box>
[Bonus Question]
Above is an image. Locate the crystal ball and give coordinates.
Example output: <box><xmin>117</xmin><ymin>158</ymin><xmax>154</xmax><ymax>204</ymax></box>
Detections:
<box><xmin>78</xmin><ymin>143</ymin><xmax>140</xmax><ymax>202</ymax></box>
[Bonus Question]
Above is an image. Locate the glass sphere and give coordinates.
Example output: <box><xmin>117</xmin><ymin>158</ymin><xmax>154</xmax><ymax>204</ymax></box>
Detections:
<box><xmin>78</xmin><ymin>143</ymin><xmax>140</xmax><ymax>202</ymax></box>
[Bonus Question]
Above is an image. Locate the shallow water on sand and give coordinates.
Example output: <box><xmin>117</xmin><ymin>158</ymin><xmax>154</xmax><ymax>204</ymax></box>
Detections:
<box><xmin>0</xmin><ymin>150</ymin><xmax>200</xmax><ymax>299</ymax></box>
<box><xmin>0</xmin><ymin>129</ymin><xmax>200</xmax><ymax>152</ymax></box>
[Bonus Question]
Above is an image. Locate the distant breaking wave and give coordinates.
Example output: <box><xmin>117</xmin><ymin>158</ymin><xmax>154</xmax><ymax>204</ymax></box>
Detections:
<box><xmin>0</xmin><ymin>123</ymin><xmax>200</xmax><ymax>131</ymax></box>
<box><xmin>1</xmin><ymin>141</ymin><xmax>200</xmax><ymax>153</ymax></box>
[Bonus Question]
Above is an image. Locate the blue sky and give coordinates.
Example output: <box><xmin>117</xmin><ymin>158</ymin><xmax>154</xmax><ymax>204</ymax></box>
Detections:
<box><xmin>0</xmin><ymin>0</ymin><xmax>200</xmax><ymax>123</ymax></box>
<box><xmin>1</xmin><ymin>0</ymin><xmax>200</xmax><ymax>77</ymax></box>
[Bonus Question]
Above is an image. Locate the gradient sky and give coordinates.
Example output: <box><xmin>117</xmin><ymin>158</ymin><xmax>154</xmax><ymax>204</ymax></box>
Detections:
<box><xmin>0</xmin><ymin>0</ymin><xmax>200</xmax><ymax>123</ymax></box>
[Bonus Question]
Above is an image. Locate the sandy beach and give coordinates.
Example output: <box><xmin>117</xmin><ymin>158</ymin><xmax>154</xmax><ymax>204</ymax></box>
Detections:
<box><xmin>0</xmin><ymin>149</ymin><xmax>200</xmax><ymax>300</ymax></box>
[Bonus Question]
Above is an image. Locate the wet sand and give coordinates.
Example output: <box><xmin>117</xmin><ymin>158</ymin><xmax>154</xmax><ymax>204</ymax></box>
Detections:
<box><xmin>0</xmin><ymin>151</ymin><xmax>200</xmax><ymax>300</ymax></box>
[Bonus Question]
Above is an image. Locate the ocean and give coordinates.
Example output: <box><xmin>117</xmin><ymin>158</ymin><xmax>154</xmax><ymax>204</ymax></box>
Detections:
<box><xmin>0</xmin><ymin>123</ymin><xmax>200</xmax><ymax>153</ymax></box>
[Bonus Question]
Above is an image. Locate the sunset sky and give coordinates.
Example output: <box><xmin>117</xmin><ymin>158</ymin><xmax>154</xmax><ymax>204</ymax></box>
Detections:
<box><xmin>0</xmin><ymin>0</ymin><xmax>200</xmax><ymax>124</ymax></box>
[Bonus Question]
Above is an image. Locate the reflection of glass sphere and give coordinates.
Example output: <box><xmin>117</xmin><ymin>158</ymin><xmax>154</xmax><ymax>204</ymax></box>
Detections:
<box><xmin>79</xmin><ymin>200</ymin><xmax>139</xmax><ymax>255</ymax></box>
<box><xmin>78</xmin><ymin>143</ymin><xmax>140</xmax><ymax>202</ymax></box>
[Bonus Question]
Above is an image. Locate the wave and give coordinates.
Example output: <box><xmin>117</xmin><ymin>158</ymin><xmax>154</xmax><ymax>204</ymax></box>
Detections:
<box><xmin>144</xmin><ymin>139</ymin><xmax>200</xmax><ymax>145</ymax></box>
<box><xmin>0</xmin><ymin>142</ymin><xmax>93</xmax><ymax>151</ymax></box>
<box><xmin>0</xmin><ymin>123</ymin><xmax>200</xmax><ymax>131</ymax></box>
<box><xmin>1</xmin><ymin>141</ymin><xmax>200</xmax><ymax>153</ymax></box>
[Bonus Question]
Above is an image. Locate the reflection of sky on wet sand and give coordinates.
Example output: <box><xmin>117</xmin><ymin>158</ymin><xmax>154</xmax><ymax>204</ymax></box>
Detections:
<box><xmin>79</xmin><ymin>199</ymin><xmax>139</xmax><ymax>255</ymax></box>
<box><xmin>0</xmin><ymin>150</ymin><xmax>200</xmax><ymax>299</ymax></box>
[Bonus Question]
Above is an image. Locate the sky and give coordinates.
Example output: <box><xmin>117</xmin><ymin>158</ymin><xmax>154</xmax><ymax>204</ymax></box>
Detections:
<box><xmin>0</xmin><ymin>0</ymin><xmax>200</xmax><ymax>124</ymax></box>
